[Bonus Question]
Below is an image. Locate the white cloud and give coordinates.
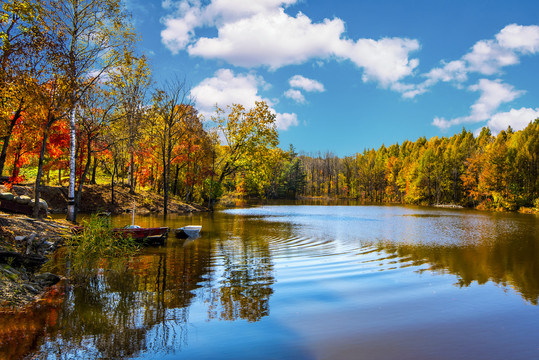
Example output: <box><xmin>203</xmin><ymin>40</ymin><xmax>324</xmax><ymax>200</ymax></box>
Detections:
<box><xmin>336</xmin><ymin>37</ymin><xmax>420</xmax><ymax>87</ymax></box>
<box><xmin>424</xmin><ymin>60</ymin><xmax>468</xmax><ymax>84</ymax></box>
<box><xmin>191</xmin><ymin>68</ymin><xmax>298</xmax><ymax>130</ymax></box>
<box><xmin>496</xmin><ymin>24</ymin><xmax>539</xmax><ymax>53</ymax></box>
<box><xmin>424</xmin><ymin>24</ymin><xmax>539</xmax><ymax>129</ymax></box>
<box><xmin>202</xmin><ymin>0</ymin><xmax>298</xmax><ymax>23</ymax></box>
<box><xmin>421</xmin><ymin>24</ymin><xmax>539</xmax><ymax>92</ymax></box>
<box><xmin>289</xmin><ymin>75</ymin><xmax>325</xmax><ymax>92</ymax></box>
<box><xmin>275</xmin><ymin>112</ymin><xmax>298</xmax><ymax>130</ymax></box>
<box><xmin>432</xmin><ymin>79</ymin><xmax>524</xmax><ymax>129</ymax></box>
<box><xmin>284</xmin><ymin>89</ymin><xmax>306</xmax><ymax>104</ymax></box>
<box><xmin>468</xmin><ymin>79</ymin><xmax>523</xmax><ymax>119</ymax></box>
<box><xmin>190</xmin><ymin>69</ymin><xmax>265</xmax><ymax>112</ymax></box>
<box><xmin>161</xmin><ymin>2</ymin><xmax>202</xmax><ymax>54</ymax></box>
<box><xmin>161</xmin><ymin>0</ymin><xmax>420</xmax><ymax>88</ymax></box>
<box><xmin>162</xmin><ymin>2</ymin><xmax>539</xmax><ymax>122</ymax></box>
<box><xmin>463</xmin><ymin>39</ymin><xmax>519</xmax><ymax>75</ymax></box>
<box><xmin>398</xmin><ymin>58</ymin><xmax>466</xmax><ymax>98</ymax></box>
<box><xmin>162</xmin><ymin>0</ymin><xmax>300</xmax><ymax>34</ymax></box>
<box><xmin>484</xmin><ymin>107</ymin><xmax>539</xmax><ymax>134</ymax></box>
<box><xmin>188</xmin><ymin>9</ymin><xmax>345</xmax><ymax>69</ymax></box>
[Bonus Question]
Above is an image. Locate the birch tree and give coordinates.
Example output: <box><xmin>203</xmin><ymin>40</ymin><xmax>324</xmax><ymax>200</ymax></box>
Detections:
<box><xmin>41</xmin><ymin>0</ymin><xmax>135</xmax><ymax>220</ymax></box>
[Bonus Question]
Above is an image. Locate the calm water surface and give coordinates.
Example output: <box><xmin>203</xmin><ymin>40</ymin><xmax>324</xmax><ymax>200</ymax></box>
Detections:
<box><xmin>7</xmin><ymin>205</ymin><xmax>539</xmax><ymax>359</ymax></box>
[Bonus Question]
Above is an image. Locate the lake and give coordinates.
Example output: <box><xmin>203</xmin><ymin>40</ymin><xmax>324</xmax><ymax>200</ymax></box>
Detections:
<box><xmin>6</xmin><ymin>204</ymin><xmax>539</xmax><ymax>359</ymax></box>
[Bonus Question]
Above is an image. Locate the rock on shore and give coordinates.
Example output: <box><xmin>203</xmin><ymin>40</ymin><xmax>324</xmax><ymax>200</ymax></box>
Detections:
<box><xmin>0</xmin><ymin>214</ymin><xmax>71</xmax><ymax>307</ymax></box>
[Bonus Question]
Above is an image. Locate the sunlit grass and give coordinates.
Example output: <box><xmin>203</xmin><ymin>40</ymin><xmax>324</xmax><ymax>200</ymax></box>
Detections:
<box><xmin>7</xmin><ymin>165</ymin><xmax>113</xmax><ymax>187</ymax></box>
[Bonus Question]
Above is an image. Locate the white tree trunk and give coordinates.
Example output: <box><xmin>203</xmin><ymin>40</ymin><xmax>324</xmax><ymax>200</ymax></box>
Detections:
<box><xmin>67</xmin><ymin>107</ymin><xmax>76</xmax><ymax>222</ymax></box>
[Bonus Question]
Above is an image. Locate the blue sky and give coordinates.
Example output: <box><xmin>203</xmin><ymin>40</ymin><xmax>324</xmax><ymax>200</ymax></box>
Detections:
<box><xmin>127</xmin><ymin>0</ymin><xmax>539</xmax><ymax>156</ymax></box>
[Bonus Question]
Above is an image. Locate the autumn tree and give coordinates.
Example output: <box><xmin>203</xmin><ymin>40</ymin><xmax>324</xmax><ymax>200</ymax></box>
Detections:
<box><xmin>101</xmin><ymin>117</ymin><xmax>130</xmax><ymax>207</ymax></box>
<box><xmin>172</xmin><ymin>114</ymin><xmax>211</xmax><ymax>202</ymax></box>
<box><xmin>461</xmin><ymin>151</ymin><xmax>484</xmax><ymax>206</ymax></box>
<box><xmin>210</xmin><ymin>101</ymin><xmax>279</xmax><ymax>208</ymax></box>
<box><xmin>480</xmin><ymin>130</ymin><xmax>510</xmax><ymax>203</ymax></box>
<box><xmin>239</xmin><ymin>147</ymin><xmax>285</xmax><ymax>198</ymax></box>
<box><xmin>3</xmin><ymin>111</ymin><xmax>44</xmax><ymax>185</ymax></box>
<box><xmin>385</xmin><ymin>154</ymin><xmax>403</xmax><ymax>202</ymax></box>
<box><xmin>0</xmin><ymin>0</ymin><xmax>50</xmax><ymax>177</ymax></box>
<box><xmin>513</xmin><ymin>119</ymin><xmax>539</xmax><ymax>203</ymax></box>
<box><xmin>279</xmin><ymin>146</ymin><xmax>307</xmax><ymax>199</ymax></box>
<box><xmin>108</xmin><ymin>50</ymin><xmax>151</xmax><ymax>195</ymax></box>
<box><xmin>72</xmin><ymin>84</ymin><xmax>116</xmax><ymax>219</ymax></box>
<box><xmin>152</xmin><ymin>78</ymin><xmax>195</xmax><ymax>215</ymax></box>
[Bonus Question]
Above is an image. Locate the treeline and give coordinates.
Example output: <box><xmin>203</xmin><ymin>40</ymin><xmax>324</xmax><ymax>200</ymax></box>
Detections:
<box><xmin>294</xmin><ymin>122</ymin><xmax>539</xmax><ymax>210</ymax></box>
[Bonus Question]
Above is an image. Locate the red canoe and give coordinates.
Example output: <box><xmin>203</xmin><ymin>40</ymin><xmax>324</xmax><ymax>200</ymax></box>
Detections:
<box><xmin>112</xmin><ymin>226</ymin><xmax>170</xmax><ymax>240</ymax></box>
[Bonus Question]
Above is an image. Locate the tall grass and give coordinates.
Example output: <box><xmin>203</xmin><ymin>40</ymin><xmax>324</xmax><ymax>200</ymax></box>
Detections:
<box><xmin>66</xmin><ymin>215</ymin><xmax>140</xmax><ymax>282</ymax></box>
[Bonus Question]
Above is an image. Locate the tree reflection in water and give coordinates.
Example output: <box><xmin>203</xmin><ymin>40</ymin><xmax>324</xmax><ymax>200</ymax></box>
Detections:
<box><xmin>38</xmin><ymin>267</ymin><xmax>154</xmax><ymax>359</ymax></box>
<box><xmin>208</xmin><ymin>237</ymin><xmax>274</xmax><ymax>322</ymax></box>
<box><xmin>0</xmin><ymin>287</ymin><xmax>64</xmax><ymax>359</ymax></box>
<box><xmin>375</xmin><ymin>231</ymin><xmax>539</xmax><ymax>304</ymax></box>
<box><xmin>14</xmin><ymin>208</ymin><xmax>539</xmax><ymax>359</ymax></box>
<box><xmin>31</xmin><ymin>216</ymin><xmax>277</xmax><ymax>359</ymax></box>
<box><xmin>32</xmin><ymin>242</ymin><xmax>211</xmax><ymax>358</ymax></box>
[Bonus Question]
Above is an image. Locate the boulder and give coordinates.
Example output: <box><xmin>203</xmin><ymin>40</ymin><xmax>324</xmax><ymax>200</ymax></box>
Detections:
<box><xmin>0</xmin><ymin>250</ymin><xmax>47</xmax><ymax>271</ymax></box>
<box><xmin>34</xmin><ymin>272</ymin><xmax>60</xmax><ymax>287</ymax></box>
<box><xmin>40</xmin><ymin>240</ymin><xmax>56</xmax><ymax>254</ymax></box>
<box><xmin>40</xmin><ymin>199</ymin><xmax>48</xmax><ymax>211</ymax></box>
<box><xmin>0</xmin><ymin>192</ymin><xmax>14</xmax><ymax>201</ymax></box>
<box><xmin>0</xmin><ymin>265</ymin><xmax>18</xmax><ymax>277</ymax></box>
<box><xmin>25</xmin><ymin>233</ymin><xmax>38</xmax><ymax>255</ymax></box>
<box><xmin>14</xmin><ymin>195</ymin><xmax>31</xmax><ymax>204</ymax></box>
<box><xmin>29</xmin><ymin>198</ymin><xmax>49</xmax><ymax>211</ymax></box>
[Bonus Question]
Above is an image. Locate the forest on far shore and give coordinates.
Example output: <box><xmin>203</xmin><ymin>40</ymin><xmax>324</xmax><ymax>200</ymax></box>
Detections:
<box><xmin>294</xmin><ymin>122</ymin><xmax>539</xmax><ymax>212</ymax></box>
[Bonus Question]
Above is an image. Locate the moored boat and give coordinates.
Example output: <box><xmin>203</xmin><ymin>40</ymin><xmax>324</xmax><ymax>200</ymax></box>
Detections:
<box><xmin>114</xmin><ymin>225</ymin><xmax>170</xmax><ymax>244</ymax></box>
<box><xmin>175</xmin><ymin>225</ymin><xmax>202</xmax><ymax>239</ymax></box>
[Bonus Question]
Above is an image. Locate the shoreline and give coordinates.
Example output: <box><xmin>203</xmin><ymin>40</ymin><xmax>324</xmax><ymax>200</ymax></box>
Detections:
<box><xmin>1</xmin><ymin>193</ymin><xmax>535</xmax><ymax>309</ymax></box>
<box><xmin>295</xmin><ymin>195</ymin><xmax>538</xmax><ymax>214</ymax></box>
<box><xmin>0</xmin><ymin>213</ymin><xmax>72</xmax><ymax>308</ymax></box>
<box><xmin>0</xmin><ymin>184</ymin><xmax>208</xmax><ymax>309</ymax></box>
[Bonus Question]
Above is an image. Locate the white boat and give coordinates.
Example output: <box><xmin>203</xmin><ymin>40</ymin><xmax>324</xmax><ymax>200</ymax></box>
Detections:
<box><xmin>175</xmin><ymin>225</ymin><xmax>202</xmax><ymax>239</ymax></box>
